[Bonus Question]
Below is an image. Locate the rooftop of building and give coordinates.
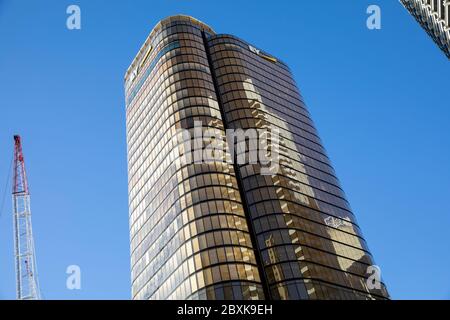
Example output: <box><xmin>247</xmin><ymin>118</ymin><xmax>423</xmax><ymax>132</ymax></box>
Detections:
<box><xmin>124</xmin><ymin>15</ymin><xmax>215</xmax><ymax>80</ymax></box>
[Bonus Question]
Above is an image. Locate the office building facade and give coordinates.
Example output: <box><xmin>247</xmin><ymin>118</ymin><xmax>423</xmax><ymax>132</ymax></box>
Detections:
<box><xmin>125</xmin><ymin>15</ymin><xmax>389</xmax><ymax>300</ymax></box>
<box><xmin>400</xmin><ymin>0</ymin><xmax>450</xmax><ymax>59</ymax></box>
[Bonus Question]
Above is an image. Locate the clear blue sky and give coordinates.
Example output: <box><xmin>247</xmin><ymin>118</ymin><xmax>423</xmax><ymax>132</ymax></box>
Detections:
<box><xmin>0</xmin><ymin>0</ymin><xmax>449</xmax><ymax>300</ymax></box>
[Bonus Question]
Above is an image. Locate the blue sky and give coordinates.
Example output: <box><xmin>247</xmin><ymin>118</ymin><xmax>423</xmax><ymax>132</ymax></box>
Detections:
<box><xmin>0</xmin><ymin>0</ymin><xmax>449</xmax><ymax>300</ymax></box>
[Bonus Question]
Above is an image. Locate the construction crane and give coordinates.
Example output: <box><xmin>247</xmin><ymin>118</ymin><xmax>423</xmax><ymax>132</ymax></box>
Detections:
<box><xmin>12</xmin><ymin>135</ymin><xmax>41</xmax><ymax>300</ymax></box>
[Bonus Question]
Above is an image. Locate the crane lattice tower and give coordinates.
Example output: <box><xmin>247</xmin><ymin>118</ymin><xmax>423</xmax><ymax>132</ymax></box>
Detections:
<box><xmin>12</xmin><ymin>135</ymin><xmax>41</xmax><ymax>300</ymax></box>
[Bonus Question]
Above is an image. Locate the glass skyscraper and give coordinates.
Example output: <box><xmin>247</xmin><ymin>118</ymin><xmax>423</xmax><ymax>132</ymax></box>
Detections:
<box><xmin>400</xmin><ymin>0</ymin><xmax>450</xmax><ymax>59</ymax></box>
<box><xmin>125</xmin><ymin>15</ymin><xmax>389</xmax><ymax>300</ymax></box>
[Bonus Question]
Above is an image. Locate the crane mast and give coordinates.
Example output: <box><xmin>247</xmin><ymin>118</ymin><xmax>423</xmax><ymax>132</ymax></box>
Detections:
<box><xmin>12</xmin><ymin>135</ymin><xmax>41</xmax><ymax>300</ymax></box>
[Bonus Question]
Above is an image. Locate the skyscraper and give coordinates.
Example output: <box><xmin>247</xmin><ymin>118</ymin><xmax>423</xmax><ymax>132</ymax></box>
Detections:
<box><xmin>400</xmin><ymin>0</ymin><xmax>450</xmax><ymax>59</ymax></box>
<box><xmin>125</xmin><ymin>15</ymin><xmax>389</xmax><ymax>300</ymax></box>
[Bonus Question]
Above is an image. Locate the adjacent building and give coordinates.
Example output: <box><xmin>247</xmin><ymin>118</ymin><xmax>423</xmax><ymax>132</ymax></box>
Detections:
<box><xmin>400</xmin><ymin>0</ymin><xmax>450</xmax><ymax>59</ymax></box>
<box><xmin>124</xmin><ymin>15</ymin><xmax>389</xmax><ymax>300</ymax></box>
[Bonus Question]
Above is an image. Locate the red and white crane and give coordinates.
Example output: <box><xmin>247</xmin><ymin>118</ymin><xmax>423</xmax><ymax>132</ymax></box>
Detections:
<box><xmin>12</xmin><ymin>135</ymin><xmax>41</xmax><ymax>300</ymax></box>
